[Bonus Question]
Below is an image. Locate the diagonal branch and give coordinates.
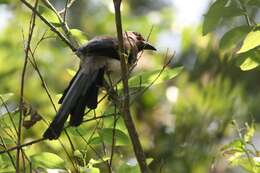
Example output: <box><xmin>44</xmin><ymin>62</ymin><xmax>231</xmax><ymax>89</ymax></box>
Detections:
<box><xmin>20</xmin><ymin>0</ymin><xmax>77</xmax><ymax>52</ymax></box>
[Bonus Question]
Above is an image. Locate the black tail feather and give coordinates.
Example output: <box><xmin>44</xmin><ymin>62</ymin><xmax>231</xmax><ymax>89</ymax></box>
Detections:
<box><xmin>69</xmin><ymin>68</ymin><xmax>104</xmax><ymax>126</ymax></box>
<box><xmin>43</xmin><ymin>69</ymin><xmax>100</xmax><ymax>140</ymax></box>
<box><xmin>58</xmin><ymin>70</ymin><xmax>80</xmax><ymax>104</ymax></box>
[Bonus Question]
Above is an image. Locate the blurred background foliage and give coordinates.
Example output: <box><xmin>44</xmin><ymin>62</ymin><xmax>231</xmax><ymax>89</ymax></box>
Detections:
<box><xmin>0</xmin><ymin>0</ymin><xmax>259</xmax><ymax>172</ymax></box>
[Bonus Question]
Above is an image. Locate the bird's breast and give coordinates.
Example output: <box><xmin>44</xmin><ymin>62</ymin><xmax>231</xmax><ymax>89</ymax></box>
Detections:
<box><xmin>105</xmin><ymin>58</ymin><xmax>121</xmax><ymax>73</ymax></box>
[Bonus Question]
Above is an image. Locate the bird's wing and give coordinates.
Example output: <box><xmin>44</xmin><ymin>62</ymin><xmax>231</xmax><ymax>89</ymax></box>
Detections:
<box><xmin>79</xmin><ymin>37</ymin><xmax>120</xmax><ymax>60</ymax></box>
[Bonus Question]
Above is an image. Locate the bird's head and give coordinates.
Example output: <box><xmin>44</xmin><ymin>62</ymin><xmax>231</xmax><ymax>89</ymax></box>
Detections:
<box><xmin>124</xmin><ymin>31</ymin><xmax>157</xmax><ymax>51</ymax></box>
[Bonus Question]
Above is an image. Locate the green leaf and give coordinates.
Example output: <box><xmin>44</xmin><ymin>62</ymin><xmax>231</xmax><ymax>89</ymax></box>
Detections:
<box><xmin>244</xmin><ymin>123</ymin><xmax>255</xmax><ymax>143</ymax></box>
<box><xmin>221</xmin><ymin>6</ymin><xmax>244</xmax><ymax>18</ymax></box>
<box><xmin>237</xmin><ymin>29</ymin><xmax>260</xmax><ymax>53</ymax></box>
<box><xmin>0</xmin><ymin>93</ymin><xmax>14</xmax><ymax>102</ymax></box>
<box><xmin>38</xmin><ymin>5</ymin><xmax>61</xmax><ymax>26</ymax></box>
<box><xmin>202</xmin><ymin>0</ymin><xmax>228</xmax><ymax>35</ymax></box>
<box><xmin>30</xmin><ymin>152</ymin><xmax>65</xmax><ymax>169</ymax></box>
<box><xmin>67</xmin><ymin>69</ymin><xmax>76</xmax><ymax>77</ymax></box>
<box><xmin>67</xmin><ymin>125</ymin><xmax>91</xmax><ymax>137</ymax></box>
<box><xmin>99</xmin><ymin>128</ymin><xmax>130</xmax><ymax>146</ymax></box>
<box><xmin>0</xmin><ymin>0</ymin><xmax>10</xmax><ymax>4</ymax></box>
<box><xmin>118</xmin><ymin>161</ymin><xmax>140</xmax><ymax>173</ymax></box>
<box><xmin>221</xmin><ymin>139</ymin><xmax>244</xmax><ymax>152</ymax></box>
<box><xmin>0</xmin><ymin>166</ymin><xmax>15</xmax><ymax>173</ymax></box>
<box><xmin>128</xmin><ymin>67</ymin><xmax>183</xmax><ymax>88</ymax></box>
<box><xmin>237</xmin><ymin>48</ymin><xmax>260</xmax><ymax>71</ymax></box>
<box><xmin>0</xmin><ymin>154</ymin><xmax>15</xmax><ymax>173</ymax></box>
<box><xmin>231</xmin><ymin>157</ymin><xmax>259</xmax><ymax>173</ymax></box>
<box><xmin>79</xmin><ymin>167</ymin><xmax>100</xmax><ymax>173</ymax></box>
<box><xmin>87</xmin><ymin>157</ymin><xmax>110</xmax><ymax>167</ymax></box>
<box><xmin>248</xmin><ymin>0</ymin><xmax>260</xmax><ymax>7</ymax></box>
<box><xmin>220</xmin><ymin>26</ymin><xmax>251</xmax><ymax>50</ymax></box>
<box><xmin>70</xmin><ymin>29</ymin><xmax>88</xmax><ymax>45</ymax></box>
<box><xmin>0</xmin><ymin>138</ymin><xmax>14</xmax><ymax>146</ymax></box>
<box><xmin>88</xmin><ymin>137</ymin><xmax>102</xmax><ymax>145</ymax></box>
<box><xmin>240</xmin><ymin>58</ymin><xmax>259</xmax><ymax>71</ymax></box>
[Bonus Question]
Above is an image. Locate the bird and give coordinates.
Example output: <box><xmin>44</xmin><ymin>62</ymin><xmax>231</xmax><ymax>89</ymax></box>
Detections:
<box><xmin>43</xmin><ymin>31</ymin><xmax>156</xmax><ymax>140</ymax></box>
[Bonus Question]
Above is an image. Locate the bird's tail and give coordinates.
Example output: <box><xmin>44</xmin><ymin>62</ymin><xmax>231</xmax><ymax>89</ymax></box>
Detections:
<box><xmin>43</xmin><ymin>68</ymin><xmax>104</xmax><ymax>140</ymax></box>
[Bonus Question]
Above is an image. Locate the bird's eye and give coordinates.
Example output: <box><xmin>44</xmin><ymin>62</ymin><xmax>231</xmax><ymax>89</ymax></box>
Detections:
<box><xmin>133</xmin><ymin>32</ymin><xmax>145</xmax><ymax>41</ymax></box>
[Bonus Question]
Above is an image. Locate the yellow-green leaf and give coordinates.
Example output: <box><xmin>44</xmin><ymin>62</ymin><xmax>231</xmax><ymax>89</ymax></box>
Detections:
<box><xmin>99</xmin><ymin>128</ymin><xmax>130</xmax><ymax>146</ymax></box>
<box><xmin>67</xmin><ymin>69</ymin><xmax>76</xmax><ymax>77</ymax></box>
<box><xmin>0</xmin><ymin>93</ymin><xmax>14</xmax><ymax>102</ymax></box>
<box><xmin>38</xmin><ymin>5</ymin><xmax>60</xmax><ymax>26</ymax></box>
<box><xmin>237</xmin><ymin>48</ymin><xmax>260</xmax><ymax>71</ymax></box>
<box><xmin>128</xmin><ymin>66</ymin><xmax>183</xmax><ymax>88</ymax></box>
<box><xmin>30</xmin><ymin>152</ymin><xmax>65</xmax><ymax>169</ymax></box>
<box><xmin>70</xmin><ymin>29</ymin><xmax>88</xmax><ymax>45</ymax></box>
<box><xmin>202</xmin><ymin>0</ymin><xmax>228</xmax><ymax>35</ymax></box>
<box><xmin>240</xmin><ymin>58</ymin><xmax>259</xmax><ymax>71</ymax></box>
<box><xmin>237</xmin><ymin>30</ymin><xmax>260</xmax><ymax>53</ymax></box>
<box><xmin>220</xmin><ymin>26</ymin><xmax>251</xmax><ymax>50</ymax></box>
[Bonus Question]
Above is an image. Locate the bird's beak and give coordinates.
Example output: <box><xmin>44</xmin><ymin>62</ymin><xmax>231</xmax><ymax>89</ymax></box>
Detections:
<box><xmin>142</xmin><ymin>41</ymin><xmax>157</xmax><ymax>51</ymax></box>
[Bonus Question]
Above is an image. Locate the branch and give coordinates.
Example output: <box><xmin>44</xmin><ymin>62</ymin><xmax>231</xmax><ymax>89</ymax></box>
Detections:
<box><xmin>17</xmin><ymin>0</ymin><xmax>38</xmax><ymax>171</ymax></box>
<box><xmin>41</xmin><ymin>0</ymin><xmax>79</xmax><ymax>48</ymax></box>
<box><xmin>20</xmin><ymin>0</ymin><xmax>77</xmax><ymax>52</ymax></box>
<box><xmin>113</xmin><ymin>1</ymin><xmax>149</xmax><ymax>172</ymax></box>
<box><xmin>0</xmin><ymin>113</ymin><xmax>115</xmax><ymax>154</ymax></box>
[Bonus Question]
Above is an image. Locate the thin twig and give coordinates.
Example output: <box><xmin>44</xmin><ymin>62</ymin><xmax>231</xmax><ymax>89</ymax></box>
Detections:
<box><xmin>0</xmin><ymin>96</ymin><xmax>18</xmax><ymax>137</ymax></box>
<box><xmin>109</xmin><ymin>105</ymin><xmax>119</xmax><ymax>169</ymax></box>
<box><xmin>17</xmin><ymin>1</ymin><xmax>38</xmax><ymax>171</ymax></box>
<box><xmin>63</xmin><ymin>0</ymin><xmax>69</xmax><ymax>22</ymax></box>
<box><xmin>42</xmin><ymin>0</ymin><xmax>79</xmax><ymax>48</ymax></box>
<box><xmin>113</xmin><ymin>0</ymin><xmax>149</xmax><ymax>172</ymax></box>
<box><xmin>238</xmin><ymin>0</ymin><xmax>252</xmax><ymax>26</ymax></box>
<box><xmin>0</xmin><ymin>113</ymin><xmax>116</xmax><ymax>154</ymax></box>
<box><xmin>0</xmin><ymin>136</ymin><xmax>16</xmax><ymax>169</ymax></box>
<box><xmin>59</xmin><ymin>0</ymin><xmax>77</xmax><ymax>15</ymax></box>
<box><xmin>20</xmin><ymin>0</ymin><xmax>77</xmax><ymax>52</ymax></box>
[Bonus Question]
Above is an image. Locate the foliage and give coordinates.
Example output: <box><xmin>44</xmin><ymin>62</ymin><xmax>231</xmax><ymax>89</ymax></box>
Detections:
<box><xmin>0</xmin><ymin>0</ymin><xmax>259</xmax><ymax>172</ymax></box>
<box><xmin>203</xmin><ymin>0</ymin><xmax>260</xmax><ymax>71</ymax></box>
<box><xmin>221</xmin><ymin>122</ymin><xmax>260</xmax><ymax>173</ymax></box>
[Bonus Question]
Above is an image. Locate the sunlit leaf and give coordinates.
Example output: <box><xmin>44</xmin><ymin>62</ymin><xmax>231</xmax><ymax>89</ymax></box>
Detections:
<box><xmin>99</xmin><ymin>128</ymin><xmax>130</xmax><ymax>146</ymax></box>
<box><xmin>30</xmin><ymin>152</ymin><xmax>65</xmax><ymax>169</ymax></box>
<box><xmin>221</xmin><ymin>139</ymin><xmax>244</xmax><ymax>152</ymax></box>
<box><xmin>70</xmin><ymin>29</ymin><xmax>88</xmax><ymax>45</ymax></box>
<box><xmin>244</xmin><ymin>123</ymin><xmax>255</xmax><ymax>143</ymax></box>
<box><xmin>88</xmin><ymin>157</ymin><xmax>110</xmax><ymax>167</ymax></box>
<box><xmin>237</xmin><ymin>48</ymin><xmax>260</xmax><ymax>71</ymax></box>
<box><xmin>0</xmin><ymin>154</ymin><xmax>15</xmax><ymax>173</ymax></box>
<box><xmin>117</xmin><ymin>163</ymin><xmax>139</xmax><ymax>173</ymax></box>
<box><xmin>67</xmin><ymin>69</ymin><xmax>76</xmax><ymax>77</ymax></box>
<box><xmin>146</xmin><ymin>158</ymin><xmax>153</xmax><ymax>165</ymax></box>
<box><xmin>202</xmin><ymin>0</ymin><xmax>228</xmax><ymax>35</ymax></box>
<box><xmin>79</xmin><ymin>167</ymin><xmax>100</xmax><ymax>173</ymax></box>
<box><xmin>74</xmin><ymin>150</ymin><xmax>83</xmax><ymax>158</ymax></box>
<box><xmin>240</xmin><ymin>58</ymin><xmax>259</xmax><ymax>71</ymax></box>
<box><xmin>231</xmin><ymin>157</ymin><xmax>259</xmax><ymax>173</ymax></box>
<box><xmin>0</xmin><ymin>166</ymin><xmax>15</xmax><ymax>173</ymax></box>
<box><xmin>220</xmin><ymin>26</ymin><xmax>251</xmax><ymax>50</ymax></box>
<box><xmin>237</xmin><ymin>29</ymin><xmax>260</xmax><ymax>53</ymax></box>
<box><xmin>0</xmin><ymin>93</ymin><xmax>14</xmax><ymax>102</ymax></box>
<box><xmin>128</xmin><ymin>67</ymin><xmax>183</xmax><ymax>88</ymax></box>
<box><xmin>38</xmin><ymin>5</ymin><xmax>61</xmax><ymax>26</ymax></box>
<box><xmin>0</xmin><ymin>138</ymin><xmax>14</xmax><ymax>146</ymax></box>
